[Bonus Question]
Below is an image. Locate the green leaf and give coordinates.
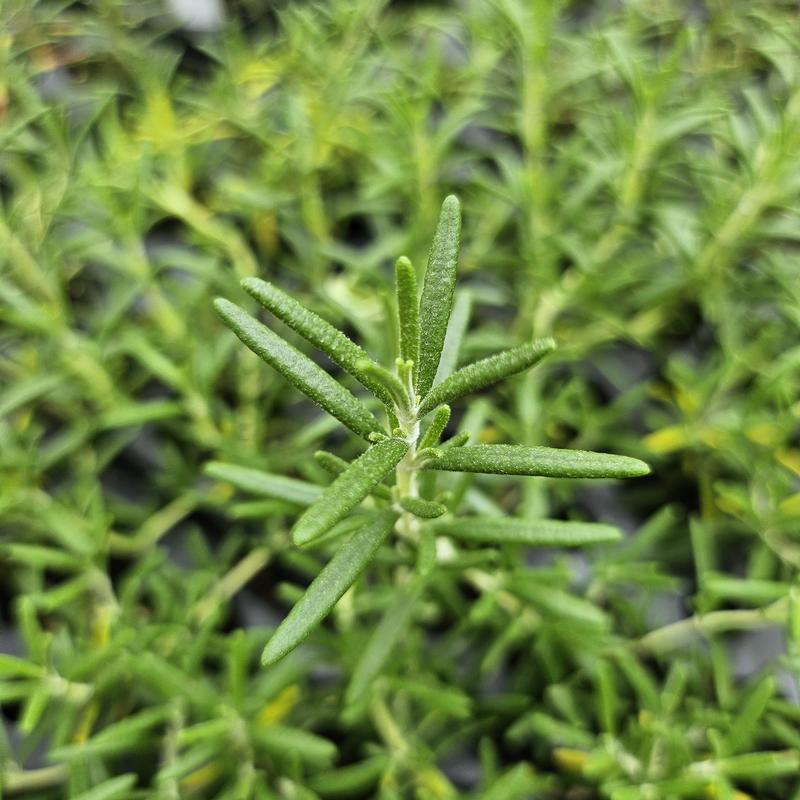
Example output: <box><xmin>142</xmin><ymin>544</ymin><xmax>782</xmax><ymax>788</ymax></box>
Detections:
<box><xmin>355</xmin><ymin>359</ymin><xmax>410</xmax><ymax>411</ymax></box>
<box><xmin>422</xmin><ymin>444</ymin><xmax>650</xmax><ymax>479</ymax></box>
<box><xmin>395</xmin><ymin>256</ymin><xmax>419</xmax><ymax>372</ymax></box>
<box><xmin>346</xmin><ymin>577</ymin><xmax>425</xmax><ymax>704</ymax></box>
<box><xmin>716</xmin><ymin>750</ymin><xmax>800</xmax><ymax>780</ymax></box>
<box><xmin>512</xmin><ymin>580</ymin><xmax>610</xmax><ymax>629</ymax></box>
<box><xmin>314</xmin><ymin>450</ymin><xmax>392</xmax><ymax>500</ymax></box>
<box><xmin>307</xmin><ymin>754</ymin><xmax>390</xmax><ymax>799</ymax></box>
<box><xmin>262</xmin><ymin>510</ymin><xmax>399</xmax><ymax>665</ymax></box>
<box><xmin>241</xmin><ymin>277</ymin><xmax>393</xmax><ymax>406</ymax></box>
<box><xmin>387</xmin><ymin>675</ymin><xmax>472</xmax><ymax>719</ymax></box>
<box><xmin>418</xmin><ymin>404</ymin><xmax>451</xmax><ymax>450</ymax></box>
<box><xmin>429</xmin><ymin>517</ymin><xmax>622</xmax><ymax>546</ymax></box>
<box><xmin>1</xmin><ymin>544</ymin><xmax>84</xmax><ymax>572</ymax></box>
<box><xmin>418</xmin><ymin>339</ymin><xmax>555</xmax><ymax>417</ymax></box>
<box><xmin>300</xmin><ymin>511</ymin><xmax>382</xmax><ymax>551</ymax></box>
<box><xmin>204</xmin><ymin>461</ymin><xmax>322</xmax><ymax>506</ymax></box>
<box><xmin>399</xmin><ymin>497</ymin><xmax>447</xmax><ymax>519</ymax></box>
<box><xmin>214</xmin><ymin>298</ymin><xmax>383</xmax><ymax>439</ymax></box>
<box><xmin>482</xmin><ymin>764</ymin><xmax>540</xmax><ymax>800</ymax></box>
<box><xmin>0</xmin><ymin>372</ymin><xmax>61</xmax><ymax>417</ymax></box>
<box><xmin>416</xmin><ymin>195</ymin><xmax>461</xmax><ymax>396</ymax></box>
<box><xmin>52</xmin><ymin>707</ymin><xmax>172</xmax><ymax>760</ymax></box>
<box><xmin>433</xmin><ymin>289</ymin><xmax>472</xmax><ymax>387</ymax></box>
<box><xmin>68</xmin><ymin>775</ymin><xmax>137</xmax><ymax>800</ymax></box>
<box><xmin>0</xmin><ymin>654</ymin><xmax>44</xmax><ymax>678</ymax></box>
<box><xmin>156</xmin><ymin>742</ymin><xmax>219</xmax><ymax>782</ymax></box>
<box><xmin>292</xmin><ymin>438</ymin><xmax>407</xmax><ymax>545</ymax></box>
<box><xmin>441</xmin><ymin>431</ymin><xmax>470</xmax><ymax>449</ymax></box>
<box><xmin>253</xmin><ymin>725</ymin><xmax>337</xmax><ymax>767</ymax></box>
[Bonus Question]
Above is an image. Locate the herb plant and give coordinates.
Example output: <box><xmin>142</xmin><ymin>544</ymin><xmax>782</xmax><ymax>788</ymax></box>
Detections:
<box><xmin>214</xmin><ymin>195</ymin><xmax>650</xmax><ymax>668</ymax></box>
<box><xmin>3</xmin><ymin>1</ymin><xmax>800</xmax><ymax>798</ymax></box>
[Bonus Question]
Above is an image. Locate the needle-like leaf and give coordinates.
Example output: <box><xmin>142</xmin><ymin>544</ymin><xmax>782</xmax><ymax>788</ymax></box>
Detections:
<box><xmin>418</xmin><ymin>404</ymin><xmax>451</xmax><ymax>450</ymax></box>
<box><xmin>204</xmin><ymin>461</ymin><xmax>322</xmax><ymax>506</ymax></box>
<box><xmin>241</xmin><ymin>277</ymin><xmax>393</xmax><ymax>406</ymax></box>
<box><xmin>355</xmin><ymin>359</ymin><xmax>410</xmax><ymax>412</ymax></box>
<box><xmin>432</xmin><ymin>289</ymin><xmax>472</xmax><ymax>388</ymax></box>
<box><xmin>399</xmin><ymin>497</ymin><xmax>447</xmax><ymax>518</ymax></box>
<box><xmin>418</xmin><ymin>339</ymin><xmax>556</xmax><ymax>417</ymax></box>
<box><xmin>214</xmin><ymin>299</ymin><xmax>383</xmax><ymax>440</ymax></box>
<box><xmin>314</xmin><ymin>451</ymin><xmax>393</xmax><ymax>500</ymax></box>
<box><xmin>292</xmin><ymin>438</ymin><xmax>408</xmax><ymax>545</ymax></box>
<box><xmin>429</xmin><ymin>517</ymin><xmax>622</xmax><ymax>546</ymax></box>
<box><xmin>262</xmin><ymin>510</ymin><xmax>399</xmax><ymax>666</ymax></box>
<box><xmin>395</xmin><ymin>256</ymin><xmax>419</xmax><ymax>372</ymax></box>
<box><xmin>416</xmin><ymin>195</ymin><xmax>461</xmax><ymax>396</ymax></box>
<box><xmin>422</xmin><ymin>444</ymin><xmax>650</xmax><ymax>479</ymax></box>
<box><xmin>345</xmin><ymin>576</ymin><xmax>425</xmax><ymax>704</ymax></box>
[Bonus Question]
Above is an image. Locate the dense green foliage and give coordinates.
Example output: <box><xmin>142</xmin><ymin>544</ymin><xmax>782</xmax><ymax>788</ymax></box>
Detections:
<box><xmin>2</xmin><ymin>1</ymin><xmax>800</xmax><ymax>798</ymax></box>
<box><xmin>216</xmin><ymin>194</ymin><xmax>647</xmax><ymax>667</ymax></box>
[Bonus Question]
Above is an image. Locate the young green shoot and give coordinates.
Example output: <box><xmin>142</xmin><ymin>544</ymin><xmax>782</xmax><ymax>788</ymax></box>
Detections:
<box><xmin>213</xmin><ymin>195</ymin><xmax>650</xmax><ymax>669</ymax></box>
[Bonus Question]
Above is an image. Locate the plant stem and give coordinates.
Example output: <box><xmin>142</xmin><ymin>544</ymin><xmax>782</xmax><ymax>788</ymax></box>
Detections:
<box><xmin>634</xmin><ymin>598</ymin><xmax>789</xmax><ymax>655</ymax></box>
<box><xmin>3</xmin><ymin>765</ymin><xmax>68</xmax><ymax>794</ymax></box>
<box><xmin>394</xmin><ymin>365</ymin><xmax>420</xmax><ymax>543</ymax></box>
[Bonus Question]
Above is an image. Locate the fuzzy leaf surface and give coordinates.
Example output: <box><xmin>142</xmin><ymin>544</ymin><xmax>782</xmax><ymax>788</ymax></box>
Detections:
<box><xmin>262</xmin><ymin>510</ymin><xmax>398</xmax><ymax>665</ymax></box>
<box><xmin>422</xmin><ymin>444</ymin><xmax>650</xmax><ymax>479</ymax></box>
<box><xmin>399</xmin><ymin>497</ymin><xmax>447</xmax><ymax>518</ymax></box>
<box><xmin>241</xmin><ymin>277</ymin><xmax>393</xmax><ymax>405</ymax></box>
<box><xmin>395</xmin><ymin>256</ymin><xmax>419</xmax><ymax>370</ymax></box>
<box><xmin>429</xmin><ymin>517</ymin><xmax>622</xmax><ymax>546</ymax></box>
<box><xmin>418</xmin><ymin>404</ymin><xmax>451</xmax><ymax>451</ymax></box>
<box><xmin>418</xmin><ymin>339</ymin><xmax>556</xmax><ymax>417</ymax></box>
<box><xmin>214</xmin><ymin>298</ymin><xmax>382</xmax><ymax>439</ymax></box>
<box><xmin>204</xmin><ymin>461</ymin><xmax>322</xmax><ymax>506</ymax></box>
<box><xmin>292</xmin><ymin>438</ymin><xmax>407</xmax><ymax>545</ymax></box>
<box><xmin>416</xmin><ymin>195</ymin><xmax>461</xmax><ymax>396</ymax></box>
<box><xmin>432</xmin><ymin>289</ymin><xmax>472</xmax><ymax>387</ymax></box>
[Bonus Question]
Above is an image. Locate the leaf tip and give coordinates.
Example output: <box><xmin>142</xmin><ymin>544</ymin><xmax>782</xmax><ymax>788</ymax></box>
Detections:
<box><xmin>291</xmin><ymin>525</ymin><xmax>314</xmax><ymax>547</ymax></box>
<box><xmin>539</xmin><ymin>336</ymin><xmax>557</xmax><ymax>353</ymax></box>
<box><xmin>442</xmin><ymin>194</ymin><xmax>460</xmax><ymax>213</ymax></box>
<box><xmin>600</xmin><ymin>524</ymin><xmax>624</xmax><ymax>541</ymax></box>
<box><xmin>213</xmin><ymin>297</ymin><xmax>236</xmax><ymax>318</ymax></box>
<box><xmin>240</xmin><ymin>275</ymin><xmax>265</xmax><ymax>293</ymax></box>
<box><xmin>260</xmin><ymin>640</ymin><xmax>282</xmax><ymax>667</ymax></box>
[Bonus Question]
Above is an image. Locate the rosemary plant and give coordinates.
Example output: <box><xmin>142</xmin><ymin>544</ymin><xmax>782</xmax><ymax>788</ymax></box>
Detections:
<box><xmin>214</xmin><ymin>196</ymin><xmax>650</xmax><ymax>669</ymax></box>
<box><xmin>6</xmin><ymin>3</ymin><xmax>800</xmax><ymax>796</ymax></box>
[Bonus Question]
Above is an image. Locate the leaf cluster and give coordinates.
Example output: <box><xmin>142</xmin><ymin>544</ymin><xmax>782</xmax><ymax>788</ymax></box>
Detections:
<box><xmin>1</xmin><ymin>1</ymin><xmax>800</xmax><ymax>798</ymax></box>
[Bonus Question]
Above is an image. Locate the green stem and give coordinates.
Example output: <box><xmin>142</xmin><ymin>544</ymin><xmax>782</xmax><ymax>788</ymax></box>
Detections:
<box><xmin>635</xmin><ymin>597</ymin><xmax>789</xmax><ymax>655</ymax></box>
<box><xmin>3</xmin><ymin>764</ymin><xmax>68</xmax><ymax>794</ymax></box>
<box><xmin>394</xmin><ymin>364</ymin><xmax>420</xmax><ymax>543</ymax></box>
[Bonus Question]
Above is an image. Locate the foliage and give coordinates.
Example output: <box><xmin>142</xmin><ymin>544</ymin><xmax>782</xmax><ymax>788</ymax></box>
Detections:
<box><xmin>216</xmin><ymin>194</ymin><xmax>648</xmax><ymax>665</ymax></box>
<box><xmin>1</xmin><ymin>1</ymin><xmax>800</xmax><ymax>798</ymax></box>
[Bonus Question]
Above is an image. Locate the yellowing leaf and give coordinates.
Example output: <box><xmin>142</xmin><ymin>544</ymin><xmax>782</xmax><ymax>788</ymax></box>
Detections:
<box><xmin>553</xmin><ymin>748</ymin><xmax>588</xmax><ymax>774</ymax></box>
<box><xmin>746</xmin><ymin>422</ymin><xmax>782</xmax><ymax>447</ymax></box>
<box><xmin>643</xmin><ymin>425</ymin><xmax>689</xmax><ymax>454</ymax></box>
<box><xmin>253</xmin><ymin>211</ymin><xmax>279</xmax><ymax>254</ymax></box>
<box><xmin>180</xmin><ymin>760</ymin><xmax>222</xmax><ymax>794</ymax></box>
<box><xmin>478</xmin><ymin>426</ymin><xmax>503</xmax><ymax>444</ymax></box>
<box><xmin>777</xmin><ymin>449</ymin><xmax>800</xmax><ymax>476</ymax></box>
<box><xmin>675</xmin><ymin>386</ymin><xmax>700</xmax><ymax>415</ymax></box>
<box><xmin>415</xmin><ymin>768</ymin><xmax>456</xmax><ymax>798</ymax></box>
<box><xmin>257</xmin><ymin>685</ymin><xmax>300</xmax><ymax>727</ymax></box>
<box><xmin>779</xmin><ymin>494</ymin><xmax>800</xmax><ymax>517</ymax></box>
<box><xmin>237</xmin><ymin>58</ymin><xmax>279</xmax><ymax>98</ymax></box>
<box><xmin>137</xmin><ymin>92</ymin><xmax>177</xmax><ymax>147</ymax></box>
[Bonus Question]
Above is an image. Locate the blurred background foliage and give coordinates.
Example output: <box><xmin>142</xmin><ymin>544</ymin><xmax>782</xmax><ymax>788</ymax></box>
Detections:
<box><xmin>1</xmin><ymin>0</ymin><xmax>800</xmax><ymax>798</ymax></box>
